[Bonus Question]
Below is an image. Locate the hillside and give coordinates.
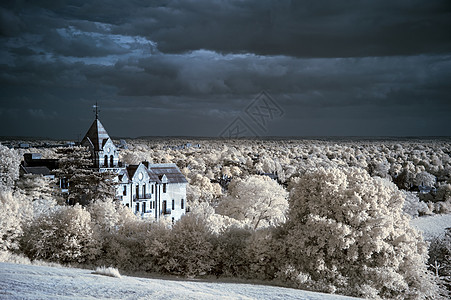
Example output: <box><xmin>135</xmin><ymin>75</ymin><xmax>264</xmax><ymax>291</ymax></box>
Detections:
<box><xmin>0</xmin><ymin>262</ymin><xmax>362</xmax><ymax>300</ymax></box>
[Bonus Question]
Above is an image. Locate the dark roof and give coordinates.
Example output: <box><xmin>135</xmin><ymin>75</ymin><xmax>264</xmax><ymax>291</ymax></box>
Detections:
<box><xmin>21</xmin><ymin>166</ymin><xmax>51</xmax><ymax>176</ymax></box>
<box><xmin>22</xmin><ymin>154</ymin><xmax>59</xmax><ymax>170</ymax></box>
<box><xmin>124</xmin><ymin>163</ymin><xmax>187</xmax><ymax>184</ymax></box>
<box><xmin>126</xmin><ymin>163</ymin><xmax>161</xmax><ymax>183</ymax></box>
<box><xmin>81</xmin><ymin>118</ymin><xmax>111</xmax><ymax>151</ymax></box>
<box><xmin>147</xmin><ymin>168</ymin><xmax>161</xmax><ymax>183</ymax></box>
<box><xmin>126</xmin><ymin>164</ymin><xmax>139</xmax><ymax>179</ymax></box>
<box><xmin>148</xmin><ymin>163</ymin><xmax>188</xmax><ymax>184</ymax></box>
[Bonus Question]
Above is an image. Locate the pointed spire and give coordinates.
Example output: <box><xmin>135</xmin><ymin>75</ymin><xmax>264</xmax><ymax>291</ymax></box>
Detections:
<box><xmin>82</xmin><ymin>102</ymin><xmax>110</xmax><ymax>151</ymax></box>
<box><xmin>93</xmin><ymin>102</ymin><xmax>100</xmax><ymax>120</ymax></box>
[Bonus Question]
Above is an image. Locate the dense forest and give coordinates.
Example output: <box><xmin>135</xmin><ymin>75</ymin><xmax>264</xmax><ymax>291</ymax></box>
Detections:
<box><xmin>1</xmin><ymin>138</ymin><xmax>450</xmax><ymax>299</ymax></box>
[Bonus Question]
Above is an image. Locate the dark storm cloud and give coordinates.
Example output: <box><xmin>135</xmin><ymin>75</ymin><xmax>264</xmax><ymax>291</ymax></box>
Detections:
<box><xmin>66</xmin><ymin>0</ymin><xmax>451</xmax><ymax>57</ymax></box>
<box><xmin>4</xmin><ymin>0</ymin><xmax>450</xmax><ymax>57</ymax></box>
<box><xmin>0</xmin><ymin>0</ymin><xmax>450</xmax><ymax>138</ymax></box>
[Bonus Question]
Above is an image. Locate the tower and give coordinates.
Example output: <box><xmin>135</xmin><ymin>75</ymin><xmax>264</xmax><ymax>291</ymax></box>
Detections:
<box><xmin>81</xmin><ymin>104</ymin><xmax>119</xmax><ymax>170</ymax></box>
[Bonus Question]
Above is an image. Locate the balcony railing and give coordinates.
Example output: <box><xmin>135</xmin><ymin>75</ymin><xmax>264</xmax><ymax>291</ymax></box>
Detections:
<box><xmin>133</xmin><ymin>194</ymin><xmax>152</xmax><ymax>201</ymax></box>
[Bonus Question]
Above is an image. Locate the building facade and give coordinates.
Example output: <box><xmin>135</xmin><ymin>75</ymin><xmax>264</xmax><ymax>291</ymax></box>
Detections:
<box><xmin>80</xmin><ymin>115</ymin><xmax>187</xmax><ymax>221</ymax></box>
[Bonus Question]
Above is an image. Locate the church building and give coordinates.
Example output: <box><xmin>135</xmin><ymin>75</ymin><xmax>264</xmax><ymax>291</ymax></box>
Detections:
<box><xmin>81</xmin><ymin>111</ymin><xmax>187</xmax><ymax>222</ymax></box>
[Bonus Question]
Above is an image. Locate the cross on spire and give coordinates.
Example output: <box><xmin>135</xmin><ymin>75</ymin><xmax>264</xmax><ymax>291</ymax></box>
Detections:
<box><xmin>93</xmin><ymin>102</ymin><xmax>100</xmax><ymax>119</ymax></box>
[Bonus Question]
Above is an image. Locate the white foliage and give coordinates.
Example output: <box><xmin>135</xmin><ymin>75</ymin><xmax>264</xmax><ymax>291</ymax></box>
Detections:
<box><xmin>88</xmin><ymin>200</ymin><xmax>121</xmax><ymax>233</ymax></box>
<box><xmin>32</xmin><ymin>198</ymin><xmax>58</xmax><ymax>219</ymax></box>
<box><xmin>190</xmin><ymin>202</ymin><xmax>244</xmax><ymax>234</ymax></box>
<box><xmin>402</xmin><ymin>191</ymin><xmax>431</xmax><ymax>218</ymax></box>
<box><xmin>415</xmin><ymin>171</ymin><xmax>436</xmax><ymax>187</ymax></box>
<box><xmin>15</xmin><ymin>174</ymin><xmax>55</xmax><ymax>202</ymax></box>
<box><xmin>0</xmin><ymin>191</ymin><xmax>32</xmax><ymax>251</ymax></box>
<box><xmin>93</xmin><ymin>266</ymin><xmax>121</xmax><ymax>278</ymax></box>
<box><xmin>0</xmin><ymin>144</ymin><xmax>21</xmax><ymax>189</ymax></box>
<box><xmin>285</xmin><ymin>167</ymin><xmax>437</xmax><ymax>299</ymax></box>
<box><xmin>187</xmin><ymin>173</ymin><xmax>222</xmax><ymax>204</ymax></box>
<box><xmin>21</xmin><ymin>204</ymin><xmax>100</xmax><ymax>263</ymax></box>
<box><xmin>217</xmin><ymin>175</ymin><xmax>288</xmax><ymax>229</ymax></box>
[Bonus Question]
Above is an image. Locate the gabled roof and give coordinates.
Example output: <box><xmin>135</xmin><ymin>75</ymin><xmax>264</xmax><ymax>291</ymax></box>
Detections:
<box><xmin>148</xmin><ymin>163</ymin><xmax>188</xmax><ymax>184</ymax></box>
<box><xmin>124</xmin><ymin>163</ymin><xmax>187</xmax><ymax>184</ymax></box>
<box><xmin>81</xmin><ymin>118</ymin><xmax>111</xmax><ymax>151</ymax></box>
<box><xmin>126</xmin><ymin>164</ymin><xmax>139</xmax><ymax>179</ymax></box>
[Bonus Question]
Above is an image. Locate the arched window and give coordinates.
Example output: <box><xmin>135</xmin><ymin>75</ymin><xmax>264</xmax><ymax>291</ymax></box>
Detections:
<box><xmin>110</xmin><ymin>155</ymin><xmax>114</xmax><ymax>167</ymax></box>
<box><xmin>104</xmin><ymin>155</ymin><xmax>108</xmax><ymax>167</ymax></box>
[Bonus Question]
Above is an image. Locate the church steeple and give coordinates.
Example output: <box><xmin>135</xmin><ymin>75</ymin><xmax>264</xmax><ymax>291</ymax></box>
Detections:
<box><xmin>81</xmin><ymin>105</ymin><xmax>118</xmax><ymax>169</ymax></box>
<box><xmin>81</xmin><ymin>118</ymin><xmax>110</xmax><ymax>151</ymax></box>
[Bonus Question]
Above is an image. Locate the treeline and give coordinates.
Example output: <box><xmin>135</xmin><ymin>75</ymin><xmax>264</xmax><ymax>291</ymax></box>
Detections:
<box><xmin>122</xmin><ymin>139</ymin><xmax>451</xmax><ymax>215</ymax></box>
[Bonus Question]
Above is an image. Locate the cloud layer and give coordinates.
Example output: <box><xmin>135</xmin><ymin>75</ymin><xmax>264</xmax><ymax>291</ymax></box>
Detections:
<box><xmin>1</xmin><ymin>0</ymin><xmax>450</xmax><ymax>138</ymax></box>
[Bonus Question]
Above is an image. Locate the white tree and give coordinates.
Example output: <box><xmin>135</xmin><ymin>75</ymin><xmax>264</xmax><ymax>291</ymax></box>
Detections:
<box><xmin>21</xmin><ymin>204</ymin><xmax>100</xmax><ymax>263</ymax></box>
<box><xmin>216</xmin><ymin>175</ymin><xmax>288</xmax><ymax>230</ymax></box>
<box><xmin>56</xmin><ymin>147</ymin><xmax>116</xmax><ymax>205</ymax></box>
<box><xmin>187</xmin><ymin>173</ymin><xmax>222</xmax><ymax>205</ymax></box>
<box><xmin>415</xmin><ymin>171</ymin><xmax>436</xmax><ymax>187</ymax></box>
<box><xmin>0</xmin><ymin>191</ymin><xmax>32</xmax><ymax>251</ymax></box>
<box><xmin>190</xmin><ymin>202</ymin><xmax>244</xmax><ymax>234</ymax></box>
<box><xmin>284</xmin><ymin>167</ymin><xmax>436</xmax><ymax>299</ymax></box>
<box><xmin>0</xmin><ymin>144</ymin><xmax>21</xmax><ymax>189</ymax></box>
<box><xmin>15</xmin><ymin>174</ymin><xmax>56</xmax><ymax>202</ymax></box>
<box><xmin>402</xmin><ymin>190</ymin><xmax>430</xmax><ymax>218</ymax></box>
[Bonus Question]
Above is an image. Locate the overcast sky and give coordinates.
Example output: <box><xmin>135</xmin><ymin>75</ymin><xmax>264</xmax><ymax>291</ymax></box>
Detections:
<box><xmin>1</xmin><ymin>0</ymin><xmax>450</xmax><ymax>139</ymax></box>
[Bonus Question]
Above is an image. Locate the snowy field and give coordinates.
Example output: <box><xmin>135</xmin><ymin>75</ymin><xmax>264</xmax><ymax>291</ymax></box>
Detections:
<box><xmin>410</xmin><ymin>214</ymin><xmax>451</xmax><ymax>240</ymax></box>
<box><xmin>0</xmin><ymin>262</ymin><xmax>362</xmax><ymax>300</ymax></box>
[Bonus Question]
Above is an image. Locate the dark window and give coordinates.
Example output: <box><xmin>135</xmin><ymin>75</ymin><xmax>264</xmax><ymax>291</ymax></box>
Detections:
<box><xmin>104</xmin><ymin>155</ymin><xmax>108</xmax><ymax>167</ymax></box>
<box><xmin>172</xmin><ymin>199</ymin><xmax>174</xmax><ymax>210</ymax></box>
<box><xmin>162</xmin><ymin>200</ymin><xmax>167</xmax><ymax>213</ymax></box>
<box><xmin>142</xmin><ymin>185</ymin><xmax>146</xmax><ymax>198</ymax></box>
<box><xmin>151</xmin><ymin>185</ymin><xmax>154</xmax><ymax>194</ymax></box>
<box><xmin>61</xmin><ymin>178</ymin><xmax>68</xmax><ymax>189</ymax></box>
<box><xmin>142</xmin><ymin>202</ymin><xmax>146</xmax><ymax>213</ymax></box>
<box><xmin>126</xmin><ymin>203</ymin><xmax>129</xmax><ymax>207</ymax></box>
<box><xmin>136</xmin><ymin>204</ymin><xmax>139</xmax><ymax>212</ymax></box>
<box><xmin>136</xmin><ymin>184</ymin><xmax>139</xmax><ymax>199</ymax></box>
<box><xmin>172</xmin><ymin>217</ymin><xmax>174</xmax><ymax>224</ymax></box>
<box><xmin>163</xmin><ymin>183</ymin><xmax>167</xmax><ymax>193</ymax></box>
<box><xmin>110</xmin><ymin>155</ymin><xmax>114</xmax><ymax>167</ymax></box>
<box><xmin>181</xmin><ymin>198</ymin><xmax>184</xmax><ymax>210</ymax></box>
<box><xmin>123</xmin><ymin>185</ymin><xmax>127</xmax><ymax>196</ymax></box>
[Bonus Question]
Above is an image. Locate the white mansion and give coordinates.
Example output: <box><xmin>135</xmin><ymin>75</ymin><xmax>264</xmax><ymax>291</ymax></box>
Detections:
<box><xmin>80</xmin><ymin>115</ymin><xmax>187</xmax><ymax>222</ymax></box>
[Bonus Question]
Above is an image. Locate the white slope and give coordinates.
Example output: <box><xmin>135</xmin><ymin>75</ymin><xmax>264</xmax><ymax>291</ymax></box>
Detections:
<box><xmin>0</xmin><ymin>262</ymin><xmax>361</xmax><ymax>300</ymax></box>
<box><xmin>410</xmin><ymin>214</ymin><xmax>451</xmax><ymax>240</ymax></box>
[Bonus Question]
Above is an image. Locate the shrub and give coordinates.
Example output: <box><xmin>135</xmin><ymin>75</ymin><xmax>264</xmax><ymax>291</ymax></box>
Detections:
<box><xmin>93</xmin><ymin>266</ymin><xmax>121</xmax><ymax>278</ymax></box>
<box><xmin>160</xmin><ymin>214</ymin><xmax>216</xmax><ymax>276</ymax></box>
<box><xmin>21</xmin><ymin>204</ymin><xmax>100</xmax><ymax>264</ymax></box>
<box><xmin>0</xmin><ymin>191</ymin><xmax>31</xmax><ymax>251</ymax></box>
<box><xmin>284</xmin><ymin>167</ymin><xmax>437</xmax><ymax>299</ymax></box>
